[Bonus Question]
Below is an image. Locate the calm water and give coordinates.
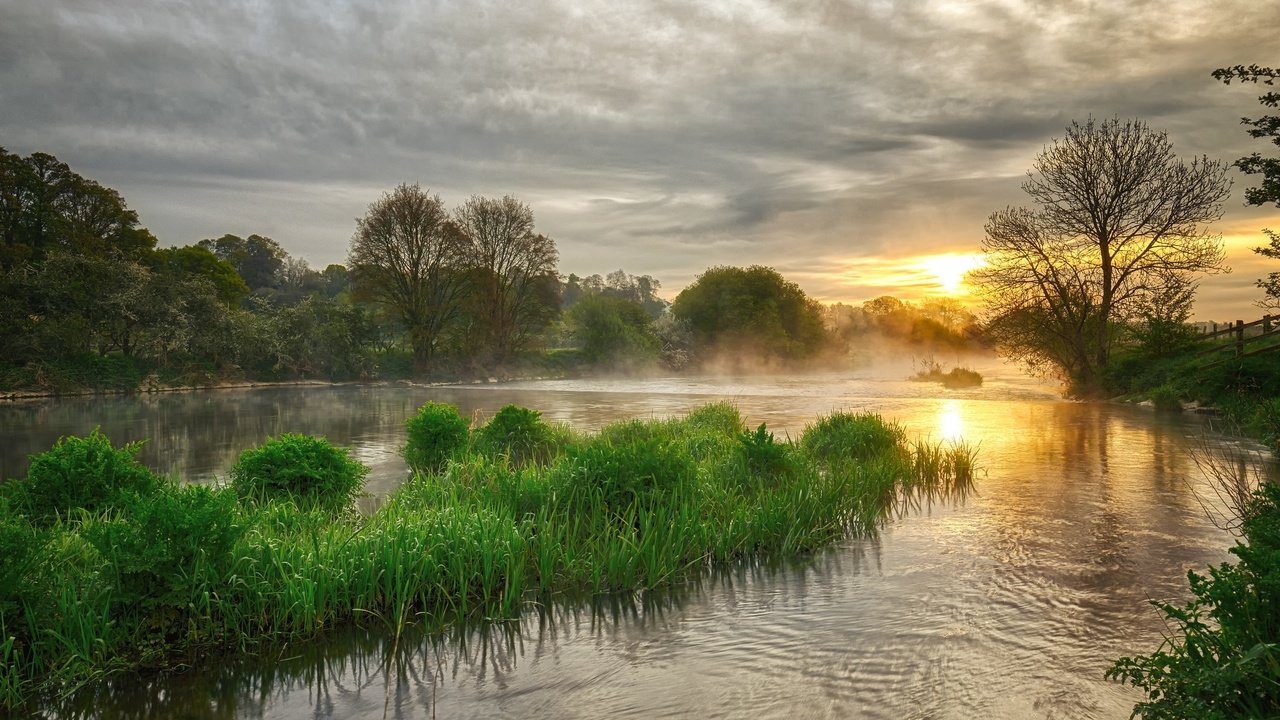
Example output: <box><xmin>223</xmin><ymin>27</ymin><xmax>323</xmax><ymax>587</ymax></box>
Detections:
<box><xmin>4</xmin><ymin>361</ymin><xmax>1262</xmax><ymax>719</ymax></box>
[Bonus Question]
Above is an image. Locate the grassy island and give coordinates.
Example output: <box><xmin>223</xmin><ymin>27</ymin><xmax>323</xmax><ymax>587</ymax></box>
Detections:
<box><xmin>0</xmin><ymin>402</ymin><xmax>975</xmax><ymax>712</ymax></box>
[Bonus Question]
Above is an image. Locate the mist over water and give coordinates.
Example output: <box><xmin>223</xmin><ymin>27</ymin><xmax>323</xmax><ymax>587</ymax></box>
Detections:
<box><xmin>4</xmin><ymin>359</ymin><xmax>1263</xmax><ymax>719</ymax></box>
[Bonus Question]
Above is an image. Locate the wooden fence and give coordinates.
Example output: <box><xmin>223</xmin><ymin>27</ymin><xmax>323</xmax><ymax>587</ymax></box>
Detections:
<box><xmin>1195</xmin><ymin>315</ymin><xmax>1280</xmax><ymax>368</ymax></box>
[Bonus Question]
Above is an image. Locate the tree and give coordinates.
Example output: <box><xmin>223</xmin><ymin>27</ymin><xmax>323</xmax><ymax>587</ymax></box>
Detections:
<box><xmin>1214</xmin><ymin>65</ymin><xmax>1280</xmax><ymax>308</ymax></box>
<box><xmin>671</xmin><ymin>265</ymin><xmax>826</xmax><ymax>361</ymax></box>
<box><xmin>453</xmin><ymin>195</ymin><xmax>559</xmax><ymax>364</ymax></box>
<box><xmin>970</xmin><ymin>118</ymin><xmax>1230</xmax><ymax>392</ymax></box>
<box><xmin>567</xmin><ymin>293</ymin><xmax>661</xmax><ymax>367</ymax></box>
<box><xmin>198</xmin><ymin>233</ymin><xmax>287</xmax><ymax>291</ymax></box>
<box><xmin>151</xmin><ymin>245</ymin><xmax>249</xmax><ymax>307</ymax></box>
<box><xmin>349</xmin><ymin>183</ymin><xmax>470</xmax><ymax>370</ymax></box>
<box><xmin>0</xmin><ymin>148</ymin><xmax>156</xmax><ymax>267</ymax></box>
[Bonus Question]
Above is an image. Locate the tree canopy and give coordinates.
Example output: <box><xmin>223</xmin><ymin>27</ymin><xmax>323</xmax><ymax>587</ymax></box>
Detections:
<box><xmin>671</xmin><ymin>265</ymin><xmax>826</xmax><ymax>361</ymax></box>
<box><xmin>348</xmin><ymin>183</ymin><xmax>469</xmax><ymax>368</ymax></box>
<box><xmin>1215</xmin><ymin>65</ymin><xmax>1280</xmax><ymax>308</ymax></box>
<box><xmin>970</xmin><ymin>118</ymin><xmax>1230</xmax><ymax>391</ymax></box>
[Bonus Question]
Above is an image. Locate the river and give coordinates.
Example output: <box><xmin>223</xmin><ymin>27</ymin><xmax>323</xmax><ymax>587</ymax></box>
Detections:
<box><xmin>3</xmin><ymin>360</ymin><xmax>1262</xmax><ymax>719</ymax></box>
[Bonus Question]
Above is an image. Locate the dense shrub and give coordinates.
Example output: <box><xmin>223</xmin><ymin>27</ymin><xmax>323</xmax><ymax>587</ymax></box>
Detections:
<box><xmin>562</xmin><ymin>434</ymin><xmax>696</xmax><ymax>510</ymax></box>
<box><xmin>403</xmin><ymin>402</ymin><xmax>470</xmax><ymax>474</ymax></box>
<box><xmin>14</xmin><ymin>430</ymin><xmax>159</xmax><ymax>525</ymax></box>
<box><xmin>1148</xmin><ymin>385</ymin><xmax>1184</xmax><ymax>413</ymax></box>
<box><xmin>683</xmin><ymin>402</ymin><xmax>745</xmax><ymax>437</ymax></box>
<box><xmin>801</xmin><ymin>412</ymin><xmax>904</xmax><ymax>465</ymax></box>
<box><xmin>1109</xmin><ymin>482</ymin><xmax>1280</xmax><ymax>718</ymax></box>
<box><xmin>0</xmin><ymin>507</ymin><xmax>45</xmax><ymax>620</ymax></box>
<box><xmin>736</xmin><ymin>423</ymin><xmax>799</xmax><ymax>487</ymax></box>
<box><xmin>84</xmin><ymin>484</ymin><xmax>242</xmax><ymax>613</ymax></box>
<box><xmin>230</xmin><ymin>434</ymin><xmax>367</xmax><ymax>509</ymax></box>
<box><xmin>474</xmin><ymin>405</ymin><xmax>568</xmax><ymax>468</ymax></box>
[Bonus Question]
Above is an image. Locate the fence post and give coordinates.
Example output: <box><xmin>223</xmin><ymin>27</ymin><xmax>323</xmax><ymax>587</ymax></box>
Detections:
<box><xmin>1236</xmin><ymin>319</ymin><xmax>1245</xmax><ymax>357</ymax></box>
<box><xmin>1266</xmin><ymin>315</ymin><xmax>1273</xmax><ymax>333</ymax></box>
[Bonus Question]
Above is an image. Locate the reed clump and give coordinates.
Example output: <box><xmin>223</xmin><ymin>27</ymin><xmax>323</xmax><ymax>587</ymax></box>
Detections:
<box><xmin>0</xmin><ymin>403</ymin><xmax>976</xmax><ymax>712</ymax></box>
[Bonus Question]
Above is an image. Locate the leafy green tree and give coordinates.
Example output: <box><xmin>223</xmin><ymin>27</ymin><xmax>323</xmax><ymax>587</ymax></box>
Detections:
<box><xmin>198</xmin><ymin>233</ymin><xmax>287</xmax><ymax>291</ymax></box>
<box><xmin>454</xmin><ymin>195</ymin><xmax>559</xmax><ymax>364</ymax></box>
<box><xmin>1215</xmin><ymin>65</ymin><xmax>1280</xmax><ymax>308</ymax></box>
<box><xmin>151</xmin><ymin>245</ymin><xmax>249</xmax><ymax>307</ymax></box>
<box><xmin>971</xmin><ymin>119</ymin><xmax>1230</xmax><ymax>391</ymax></box>
<box><xmin>568</xmin><ymin>293</ymin><xmax>662</xmax><ymax>367</ymax></box>
<box><xmin>349</xmin><ymin>184</ymin><xmax>470</xmax><ymax>370</ymax></box>
<box><xmin>671</xmin><ymin>265</ymin><xmax>826</xmax><ymax>361</ymax></box>
<box><xmin>0</xmin><ymin>148</ymin><xmax>155</xmax><ymax>267</ymax></box>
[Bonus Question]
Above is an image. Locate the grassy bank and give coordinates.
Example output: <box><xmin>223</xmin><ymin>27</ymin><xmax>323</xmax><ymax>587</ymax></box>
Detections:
<box><xmin>1101</xmin><ymin>346</ymin><xmax>1280</xmax><ymax>449</ymax></box>
<box><xmin>0</xmin><ymin>402</ymin><xmax>975</xmax><ymax>712</ymax></box>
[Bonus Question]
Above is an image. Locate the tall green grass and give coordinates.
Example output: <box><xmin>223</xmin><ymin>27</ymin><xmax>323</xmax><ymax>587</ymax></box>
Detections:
<box><xmin>0</xmin><ymin>403</ymin><xmax>976</xmax><ymax>712</ymax></box>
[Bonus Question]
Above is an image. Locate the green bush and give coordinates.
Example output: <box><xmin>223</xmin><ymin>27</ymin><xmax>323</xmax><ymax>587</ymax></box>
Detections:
<box><xmin>737</xmin><ymin>423</ymin><xmax>798</xmax><ymax>487</ymax></box>
<box><xmin>683</xmin><ymin>402</ymin><xmax>745</xmax><ymax>437</ymax></box>
<box><xmin>15</xmin><ymin>430</ymin><xmax>159</xmax><ymax>525</ymax></box>
<box><xmin>0</xmin><ymin>507</ymin><xmax>46</xmax><ymax>619</ymax></box>
<box><xmin>1148</xmin><ymin>385</ymin><xmax>1184</xmax><ymax>413</ymax></box>
<box><xmin>1249</xmin><ymin>398</ymin><xmax>1280</xmax><ymax>451</ymax></box>
<box><xmin>801</xmin><ymin>412</ymin><xmax>904</xmax><ymax>465</ymax></box>
<box><xmin>84</xmin><ymin>484</ymin><xmax>242</xmax><ymax>613</ymax></box>
<box><xmin>562</xmin><ymin>434</ymin><xmax>695</xmax><ymax>510</ymax></box>
<box><xmin>404</xmin><ymin>402</ymin><xmax>470</xmax><ymax>474</ymax></box>
<box><xmin>230</xmin><ymin>434</ymin><xmax>368</xmax><ymax>509</ymax></box>
<box><xmin>1108</xmin><ymin>482</ymin><xmax>1280</xmax><ymax>718</ymax></box>
<box><xmin>474</xmin><ymin>405</ymin><xmax>567</xmax><ymax>468</ymax></box>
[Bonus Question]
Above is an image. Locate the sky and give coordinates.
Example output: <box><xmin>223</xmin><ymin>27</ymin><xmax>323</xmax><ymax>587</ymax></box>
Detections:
<box><xmin>1</xmin><ymin>0</ymin><xmax>1277</xmax><ymax>321</ymax></box>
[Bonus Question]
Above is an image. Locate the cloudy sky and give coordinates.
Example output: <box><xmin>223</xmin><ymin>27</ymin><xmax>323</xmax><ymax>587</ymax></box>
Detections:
<box><xmin>1</xmin><ymin>0</ymin><xmax>1277</xmax><ymax>319</ymax></box>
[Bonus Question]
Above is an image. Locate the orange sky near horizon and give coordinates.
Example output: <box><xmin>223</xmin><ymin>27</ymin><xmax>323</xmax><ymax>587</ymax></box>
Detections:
<box><xmin>803</xmin><ymin>211</ymin><xmax>1280</xmax><ymax>323</ymax></box>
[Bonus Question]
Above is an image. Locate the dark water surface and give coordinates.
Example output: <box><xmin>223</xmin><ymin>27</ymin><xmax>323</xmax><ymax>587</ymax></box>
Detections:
<box><xmin>4</xmin><ymin>363</ymin><xmax>1261</xmax><ymax>718</ymax></box>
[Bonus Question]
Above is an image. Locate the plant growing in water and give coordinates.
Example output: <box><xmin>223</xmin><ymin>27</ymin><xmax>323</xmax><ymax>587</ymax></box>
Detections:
<box><xmin>230</xmin><ymin>433</ymin><xmax>367</xmax><ymax>510</ymax></box>
<box><xmin>403</xmin><ymin>401</ymin><xmax>470</xmax><ymax>474</ymax></box>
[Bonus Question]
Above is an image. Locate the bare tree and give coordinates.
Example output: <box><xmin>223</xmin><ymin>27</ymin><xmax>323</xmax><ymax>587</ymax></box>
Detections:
<box><xmin>453</xmin><ymin>195</ymin><xmax>558</xmax><ymax>363</ymax></box>
<box><xmin>971</xmin><ymin>118</ymin><xmax>1231</xmax><ymax>392</ymax></box>
<box><xmin>349</xmin><ymin>184</ymin><xmax>469</xmax><ymax>370</ymax></box>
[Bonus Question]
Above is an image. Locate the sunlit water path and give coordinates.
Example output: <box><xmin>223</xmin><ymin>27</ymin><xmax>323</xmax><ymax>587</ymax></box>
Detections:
<box><xmin>2</xmin><ymin>361</ymin><xmax>1262</xmax><ymax>718</ymax></box>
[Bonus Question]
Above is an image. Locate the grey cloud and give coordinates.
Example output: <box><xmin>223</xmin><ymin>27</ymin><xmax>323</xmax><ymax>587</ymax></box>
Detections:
<box><xmin>1</xmin><ymin>0</ymin><xmax>1277</xmax><ymax>320</ymax></box>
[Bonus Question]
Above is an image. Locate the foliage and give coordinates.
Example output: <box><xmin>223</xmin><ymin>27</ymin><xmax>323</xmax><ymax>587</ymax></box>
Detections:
<box><xmin>561</xmin><ymin>270</ymin><xmax>668</xmax><ymax>319</ymax></box>
<box><xmin>348</xmin><ymin>184</ymin><xmax>470</xmax><ymax>369</ymax></box>
<box><xmin>1108</xmin><ymin>481</ymin><xmax>1280</xmax><ymax>718</ymax></box>
<box><xmin>403</xmin><ymin>401</ymin><xmax>471</xmax><ymax>474</ymax></box>
<box><xmin>13</xmin><ymin>430</ymin><xmax>159</xmax><ymax>525</ymax></box>
<box><xmin>561</xmin><ymin>431</ymin><xmax>696</xmax><ymax>510</ymax></box>
<box><xmin>566</xmin><ymin>293</ymin><xmax>662</xmax><ymax>367</ymax></box>
<box><xmin>197</xmin><ymin>233</ymin><xmax>286</xmax><ymax>292</ymax></box>
<box><xmin>971</xmin><ymin>118</ymin><xmax>1230</xmax><ymax>394</ymax></box>
<box><xmin>229</xmin><ymin>434</ymin><xmax>368</xmax><ymax>510</ymax></box>
<box><xmin>1212</xmin><ymin>65</ymin><xmax>1279</xmax><ymax>208</ymax></box>
<box><xmin>909</xmin><ymin>361</ymin><xmax>984</xmax><ymax>389</ymax></box>
<box><xmin>671</xmin><ymin>265</ymin><xmax>827</xmax><ymax>363</ymax></box>
<box><xmin>0</xmin><ymin>404</ymin><xmax>978</xmax><ymax>712</ymax></box>
<box><xmin>453</xmin><ymin>195</ymin><xmax>560</xmax><ymax>365</ymax></box>
<box><xmin>84</xmin><ymin>484</ymin><xmax>242</xmax><ymax>614</ymax></box>
<box><xmin>1148</xmin><ymin>385</ymin><xmax>1184</xmax><ymax>413</ymax></box>
<box><xmin>801</xmin><ymin>411</ymin><xmax>905</xmax><ymax>465</ymax></box>
<box><xmin>474</xmin><ymin>404</ymin><xmax>568</xmax><ymax>468</ymax></box>
<box><xmin>0</xmin><ymin>147</ymin><xmax>156</xmax><ymax>269</ymax></box>
<box><xmin>736</xmin><ymin>423</ymin><xmax>799</xmax><ymax>487</ymax></box>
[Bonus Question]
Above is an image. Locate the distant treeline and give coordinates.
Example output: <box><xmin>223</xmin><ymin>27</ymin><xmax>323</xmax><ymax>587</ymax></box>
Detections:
<box><xmin>0</xmin><ymin>148</ymin><xmax>986</xmax><ymax>392</ymax></box>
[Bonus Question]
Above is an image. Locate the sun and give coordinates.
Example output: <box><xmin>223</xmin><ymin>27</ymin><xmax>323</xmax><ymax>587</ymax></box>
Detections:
<box><xmin>917</xmin><ymin>253</ymin><xmax>986</xmax><ymax>295</ymax></box>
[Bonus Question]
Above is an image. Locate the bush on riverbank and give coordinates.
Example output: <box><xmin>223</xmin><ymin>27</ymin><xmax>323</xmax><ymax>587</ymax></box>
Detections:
<box><xmin>1102</xmin><ymin>350</ymin><xmax>1280</xmax><ymax>448</ymax></box>
<box><xmin>1108</xmin><ymin>481</ymin><xmax>1280</xmax><ymax>718</ymax></box>
<box><xmin>0</xmin><ymin>406</ymin><xmax>976</xmax><ymax>712</ymax></box>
